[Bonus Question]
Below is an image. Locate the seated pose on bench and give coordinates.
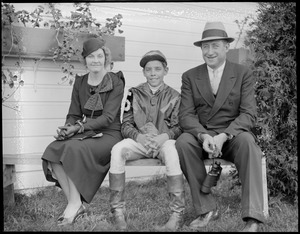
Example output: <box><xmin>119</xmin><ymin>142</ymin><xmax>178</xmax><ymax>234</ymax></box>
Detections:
<box><xmin>175</xmin><ymin>21</ymin><xmax>265</xmax><ymax>232</ymax></box>
<box><xmin>109</xmin><ymin>50</ymin><xmax>185</xmax><ymax>231</ymax></box>
<box><xmin>41</xmin><ymin>37</ymin><xmax>125</xmax><ymax>226</ymax></box>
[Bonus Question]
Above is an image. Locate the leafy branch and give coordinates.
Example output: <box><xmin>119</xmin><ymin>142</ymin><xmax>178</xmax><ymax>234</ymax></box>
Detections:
<box><xmin>1</xmin><ymin>2</ymin><xmax>123</xmax><ymax>110</ymax></box>
<box><xmin>2</xmin><ymin>63</ymin><xmax>24</xmax><ymax>111</ymax></box>
<box><xmin>47</xmin><ymin>2</ymin><xmax>123</xmax><ymax>85</ymax></box>
<box><xmin>233</xmin><ymin>15</ymin><xmax>252</xmax><ymax>49</ymax></box>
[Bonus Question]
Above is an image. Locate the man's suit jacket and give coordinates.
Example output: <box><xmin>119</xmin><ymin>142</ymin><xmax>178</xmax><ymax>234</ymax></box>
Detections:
<box><xmin>179</xmin><ymin>60</ymin><xmax>257</xmax><ymax>138</ymax></box>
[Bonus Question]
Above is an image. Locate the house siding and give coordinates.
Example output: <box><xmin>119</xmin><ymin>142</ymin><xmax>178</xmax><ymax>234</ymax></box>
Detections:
<box><xmin>2</xmin><ymin>2</ymin><xmax>258</xmax><ymax>191</ymax></box>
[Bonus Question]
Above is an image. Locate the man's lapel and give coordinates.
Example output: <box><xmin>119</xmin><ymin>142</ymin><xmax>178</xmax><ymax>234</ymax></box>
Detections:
<box><xmin>194</xmin><ymin>66</ymin><xmax>215</xmax><ymax>107</ymax></box>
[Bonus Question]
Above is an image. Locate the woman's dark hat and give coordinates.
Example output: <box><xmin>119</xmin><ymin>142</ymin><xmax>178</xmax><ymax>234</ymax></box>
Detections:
<box><xmin>82</xmin><ymin>37</ymin><xmax>106</xmax><ymax>58</ymax></box>
<box><xmin>194</xmin><ymin>21</ymin><xmax>235</xmax><ymax>47</ymax></box>
<box><xmin>140</xmin><ymin>50</ymin><xmax>167</xmax><ymax>68</ymax></box>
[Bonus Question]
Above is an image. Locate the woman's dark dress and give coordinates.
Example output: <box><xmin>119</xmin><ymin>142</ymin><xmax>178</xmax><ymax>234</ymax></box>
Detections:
<box><xmin>42</xmin><ymin>71</ymin><xmax>125</xmax><ymax>203</ymax></box>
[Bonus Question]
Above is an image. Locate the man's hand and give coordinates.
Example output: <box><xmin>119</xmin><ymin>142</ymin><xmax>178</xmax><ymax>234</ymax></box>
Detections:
<box><xmin>212</xmin><ymin>133</ymin><xmax>228</xmax><ymax>157</ymax></box>
<box><xmin>209</xmin><ymin>147</ymin><xmax>222</xmax><ymax>159</ymax></box>
<box><xmin>200</xmin><ymin>133</ymin><xmax>216</xmax><ymax>155</ymax></box>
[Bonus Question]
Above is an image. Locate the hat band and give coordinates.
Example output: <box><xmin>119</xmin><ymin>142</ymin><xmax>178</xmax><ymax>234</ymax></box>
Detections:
<box><xmin>202</xmin><ymin>29</ymin><xmax>228</xmax><ymax>40</ymax></box>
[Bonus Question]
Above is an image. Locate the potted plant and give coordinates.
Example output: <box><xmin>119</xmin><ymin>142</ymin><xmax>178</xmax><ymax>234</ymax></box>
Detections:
<box><xmin>227</xmin><ymin>16</ymin><xmax>254</xmax><ymax>66</ymax></box>
<box><xmin>2</xmin><ymin>2</ymin><xmax>125</xmax><ymax>110</ymax></box>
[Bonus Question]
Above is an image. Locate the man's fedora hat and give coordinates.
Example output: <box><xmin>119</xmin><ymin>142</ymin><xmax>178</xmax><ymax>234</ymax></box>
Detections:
<box><xmin>194</xmin><ymin>21</ymin><xmax>235</xmax><ymax>47</ymax></box>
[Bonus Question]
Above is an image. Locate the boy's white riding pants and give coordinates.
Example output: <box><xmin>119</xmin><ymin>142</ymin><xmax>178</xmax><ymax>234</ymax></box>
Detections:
<box><xmin>109</xmin><ymin>138</ymin><xmax>182</xmax><ymax>176</ymax></box>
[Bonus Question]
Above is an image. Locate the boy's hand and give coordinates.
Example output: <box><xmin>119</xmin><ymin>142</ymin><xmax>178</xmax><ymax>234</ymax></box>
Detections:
<box><xmin>147</xmin><ymin>133</ymin><xmax>169</xmax><ymax>151</ymax></box>
<box><xmin>136</xmin><ymin>133</ymin><xmax>156</xmax><ymax>152</ymax></box>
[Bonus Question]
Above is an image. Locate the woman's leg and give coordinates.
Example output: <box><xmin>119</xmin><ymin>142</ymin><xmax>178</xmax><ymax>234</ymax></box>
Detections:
<box><xmin>63</xmin><ymin>176</ymin><xmax>83</xmax><ymax>218</ymax></box>
<box><xmin>51</xmin><ymin>162</ymin><xmax>82</xmax><ymax>218</ymax></box>
<box><xmin>51</xmin><ymin>162</ymin><xmax>70</xmax><ymax>201</ymax></box>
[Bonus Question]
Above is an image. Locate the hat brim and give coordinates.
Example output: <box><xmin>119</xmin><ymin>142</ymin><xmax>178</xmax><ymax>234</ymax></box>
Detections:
<box><xmin>140</xmin><ymin>54</ymin><xmax>167</xmax><ymax>68</ymax></box>
<box><xmin>194</xmin><ymin>37</ymin><xmax>235</xmax><ymax>47</ymax></box>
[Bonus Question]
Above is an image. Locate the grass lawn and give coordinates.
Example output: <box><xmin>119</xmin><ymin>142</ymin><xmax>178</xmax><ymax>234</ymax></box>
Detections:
<box><xmin>3</xmin><ymin>174</ymin><xmax>298</xmax><ymax>232</ymax></box>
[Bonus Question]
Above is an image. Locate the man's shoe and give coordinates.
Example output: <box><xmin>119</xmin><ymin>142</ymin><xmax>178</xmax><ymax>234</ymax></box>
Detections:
<box><xmin>189</xmin><ymin>209</ymin><xmax>219</xmax><ymax>229</ymax></box>
<box><xmin>240</xmin><ymin>219</ymin><xmax>259</xmax><ymax>232</ymax></box>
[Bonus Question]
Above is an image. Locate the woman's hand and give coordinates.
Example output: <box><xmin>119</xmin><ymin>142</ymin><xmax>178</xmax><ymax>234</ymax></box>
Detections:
<box><xmin>58</xmin><ymin>124</ymin><xmax>80</xmax><ymax>136</ymax></box>
<box><xmin>54</xmin><ymin>123</ymin><xmax>80</xmax><ymax>140</ymax></box>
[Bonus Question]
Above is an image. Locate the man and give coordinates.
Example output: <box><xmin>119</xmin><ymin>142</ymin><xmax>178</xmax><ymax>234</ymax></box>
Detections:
<box><xmin>109</xmin><ymin>50</ymin><xmax>185</xmax><ymax>231</ymax></box>
<box><xmin>175</xmin><ymin>22</ymin><xmax>265</xmax><ymax>232</ymax></box>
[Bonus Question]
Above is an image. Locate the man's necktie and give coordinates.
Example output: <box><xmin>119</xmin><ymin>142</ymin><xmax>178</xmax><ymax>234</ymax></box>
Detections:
<box><xmin>211</xmin><ymin>70</ymin><xmax>219</xmax><ymax>95</ymax></box>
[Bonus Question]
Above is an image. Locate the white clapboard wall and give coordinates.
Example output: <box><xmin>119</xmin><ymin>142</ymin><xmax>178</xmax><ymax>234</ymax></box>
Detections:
<box><xmin>2</xmin><ymin>2</ymin><xmax>258</xmax><ymax>192</ymax></box>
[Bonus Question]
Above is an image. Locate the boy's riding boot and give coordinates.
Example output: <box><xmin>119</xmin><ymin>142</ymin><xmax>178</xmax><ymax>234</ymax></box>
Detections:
<box><xmin>109</xmin><ymin>172</ymin><xmax>127</xmax><ymax>231</ymax></box>
<box><xmin>155</xmin><ymin>174</ymin><xmax>185</xmax><ymax>231</ymax></box>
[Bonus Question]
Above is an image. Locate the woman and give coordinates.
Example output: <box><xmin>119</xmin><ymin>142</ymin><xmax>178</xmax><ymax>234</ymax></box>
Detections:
<box><xmin>41</xmin><ymin>37</ymin><xmax>125</xmax><ymax>226</ymax></box>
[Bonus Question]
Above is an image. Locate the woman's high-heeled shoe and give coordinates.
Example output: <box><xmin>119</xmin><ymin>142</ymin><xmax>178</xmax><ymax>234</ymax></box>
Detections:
<box><xmin>57</xmin><ymin>205</ymin><xmax>86</xmax><ymax>226</ymax></box>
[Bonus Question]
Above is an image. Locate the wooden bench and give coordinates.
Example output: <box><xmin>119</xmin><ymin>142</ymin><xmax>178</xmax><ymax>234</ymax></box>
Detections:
<box><xmin>126</xmin><ymin>156</ymin><xmax>269</xmax><ymax>219</ymax></box>
<box><xmin>3</xmin><ymin>153</ymin><xmax>42</xmax><ymax>206</ymax></box>
<box><xmin>3</xmin><ymin>153</ymin><xmax>269</xmax><ymax>219</ymax></box>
